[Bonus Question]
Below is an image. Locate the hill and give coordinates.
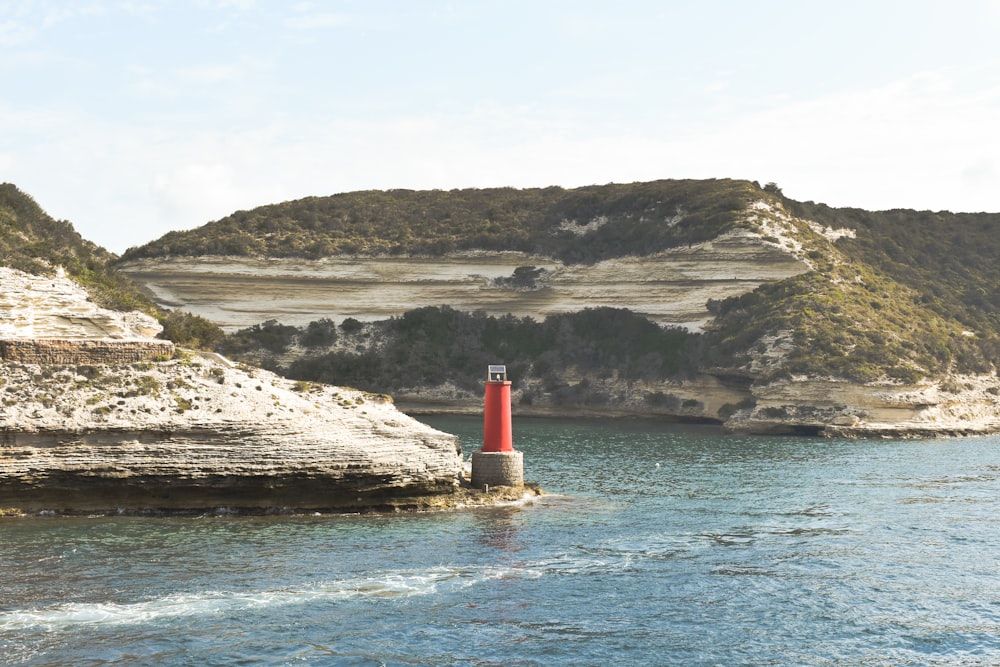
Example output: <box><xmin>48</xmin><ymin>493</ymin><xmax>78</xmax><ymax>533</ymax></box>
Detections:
<box><xmin>26</xmin><ymin>176</ymin><xmax>1000</xmax><ymax>435</ymax></box>
<box><xmin>120</xmin><ymin>179</ymin><xmax>759</xmax><ymax>263</ymax></box>
<box><xmin>705</xmin><ymin>200</ymin><xmax>1000</xmax><ymax>384</ymax></box>
<box><xmin>120</xmin><ymin>179</ymin><xmax>1000</xmax><ymax>385</ymax></box>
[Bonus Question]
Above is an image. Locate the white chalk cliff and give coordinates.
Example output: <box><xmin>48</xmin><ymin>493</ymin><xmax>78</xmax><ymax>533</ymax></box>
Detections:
<box><xmin>116</xmin><ymin>199</ymin><xmax>1000</xmax><ymax>438</ymax></box>
<box><xmin>117</xmin><ymin>229</ymin><xmax>809</xmax><ymax>333</ymax></box>
<box><xmin>0</xmin><ymin>267</ymin><xmax>464</xmax><ymax>514</ymax></box>
<box><xmin>0</xmin><ymin>266</ymin><xmax>162</xmax><ymax>339</ymax></box>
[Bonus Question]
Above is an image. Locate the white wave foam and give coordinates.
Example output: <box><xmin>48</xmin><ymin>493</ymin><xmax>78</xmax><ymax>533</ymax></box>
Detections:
<box><xmin>0</xmin><ymin>547</ymin><xmax>643</xmax><ymax>634</ymax></box>
<box><xmin>0</xmin><ymin>563</ymin><xmax>532</xmax><ymax>633</ymax></box>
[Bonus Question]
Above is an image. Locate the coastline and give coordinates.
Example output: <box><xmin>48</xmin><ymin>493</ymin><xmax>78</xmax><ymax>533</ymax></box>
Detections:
<box><xmin>0</xmin><ymin>482</ymin><xmax>544</xmax><ymax>518</ymax></box>
<box><xmin>398</xmin><ymin>395</ymin><xmax>1000</xmax><ymax>439</ymax></box>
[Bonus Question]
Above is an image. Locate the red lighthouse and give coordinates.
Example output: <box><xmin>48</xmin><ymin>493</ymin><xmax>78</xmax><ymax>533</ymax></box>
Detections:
<box><xmin>482</xmin><ymin>364</ymin><xmax>513</xmax><ymax>453</ymax></box>
<box><xmin>471</xmin><ymin>364</ymin><xmax>524</xmax><ymax>488</ymax></box>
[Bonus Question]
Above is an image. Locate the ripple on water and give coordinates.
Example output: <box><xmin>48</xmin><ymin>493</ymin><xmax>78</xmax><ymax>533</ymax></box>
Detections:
<box><xmin>4</xmin><ymin>423</ymin><xmax>1000</xmax><ymax>666</ymax></box>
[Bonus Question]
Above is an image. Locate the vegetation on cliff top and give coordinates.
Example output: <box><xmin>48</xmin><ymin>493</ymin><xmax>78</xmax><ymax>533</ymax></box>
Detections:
<box><xmin>120</xmin><ymin>179</ymin><xmax>761</xmax><ymax>263</ymax></box>
<box><xmin>0</xmin><ymin>183</ymin><xmax>223</xmax><ymax>349</ymax></box>
<box><xmin>0</xmin><ymin>183</ymin><xmax>149</xmax><ymax>313</ymax></box>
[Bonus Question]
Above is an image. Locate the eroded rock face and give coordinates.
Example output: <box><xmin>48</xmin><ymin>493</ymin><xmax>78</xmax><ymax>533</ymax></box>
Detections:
<box><xmin>0</xmin><ymin>266</ymin><xmax>463</xmax><ymax>513</ymax></box>
<box><xmin>0</xmin><ymin>355</ymin><xmax>463</xmax><ymax>513</ymax></box>
<box><xmin>729</xmin><ymin>375</ymin><xmax>1000</xmax><ymax>437</ymax></box>
<box><xmin>117</xmin><ymin>230</ymin><xmax>809</xmax><ymax>333</ymax></box>
<box><xmin>0</xmin><ymin>267</ymin><xmax>162</xmax><ymax>339</ymax></box>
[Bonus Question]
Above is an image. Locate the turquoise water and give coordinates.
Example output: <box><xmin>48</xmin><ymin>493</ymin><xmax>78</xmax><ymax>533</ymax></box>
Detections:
<box><xmin>3</xmin><ymin>417</ymin><xmax>1000</xmax><ymax>665</ymax></box>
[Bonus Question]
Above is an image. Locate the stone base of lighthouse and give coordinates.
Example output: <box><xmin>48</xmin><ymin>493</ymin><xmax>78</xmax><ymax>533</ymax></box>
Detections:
<box><xmin>471</xmin><ymin>450</ymin><xmax>524</xmax><ymax>488</ymax></box>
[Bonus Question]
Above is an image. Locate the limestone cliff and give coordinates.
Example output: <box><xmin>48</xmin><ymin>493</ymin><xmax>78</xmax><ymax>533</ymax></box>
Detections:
<box><xmin>113</xmin><ymin>181</ymin><xmax>1000</xmax><ymax>438</ymax></box>
<box><xmin>733</xmin><ymin>374</ymin><xmax>1000</xmax><ymax>437</ymax></box>
<box><xmin>0</xmin><ymin>267</ymin><xmax>162</xmax><ymax>340</ymax></box>
<box><xmin>386</xmin><ymin>371</ymin><xmax>1000</xmax><ymax>438</ymax></box>
<box><xmin>0</xmin><ymin>267</ymin><xmax>464</xmax><ymax>514</ymax></box>
<box><xmin>117</xmin><ymin>230</ymin><xmax>808</xmax><ymax>333</ymax></box>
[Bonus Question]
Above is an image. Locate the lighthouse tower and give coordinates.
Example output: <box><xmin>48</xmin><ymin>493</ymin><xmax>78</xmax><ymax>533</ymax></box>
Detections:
<box><xmin>471</xmin><ymin>365</ymin><xmax>524</xmax><ymax>488</ymax></box>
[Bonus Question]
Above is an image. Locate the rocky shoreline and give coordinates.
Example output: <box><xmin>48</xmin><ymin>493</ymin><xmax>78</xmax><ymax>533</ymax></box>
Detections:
<box><xmin>394</xmin><ymin>371</ymin><xmax>1000</xmax><ymax>439</ymax></box>
<box><xmin>0</xmin><ymin>479</ymin><xmax>544</xmax><ymax>518</ymax></box>
<box><xmin>0</xmin><ymin>266</ymin><xmax>527</xmax><ymax>515</ymax></box>
<box><xmin>0</xmin><ymin>353</ymin><xmax>472</xmax><ymax>515</ymax></box>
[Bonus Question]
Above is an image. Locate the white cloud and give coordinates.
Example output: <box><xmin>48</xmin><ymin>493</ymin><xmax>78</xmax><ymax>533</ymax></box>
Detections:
<box><xmin>152</xmin><ymin>163</ymin><xmax>228</xmax><ymax>216</ymax></box>
<box><xmin>283</xmin><ymin>11</ymin><xmax>349</xmax><ymax>30</ymax></box>
<box><xmin>175</xmin><ymin>63</ymin><xmax>240</xmax><ymax>85</ymax></box>
<box><xmin>0</xmin><ymin>18</ymin><xmax>34</xmax><ymax>46</ymax></box>
<box><xmin>192</xmin><ymin>0</ymin><xmax>257</xmax><ymax>10</ymax></box>
<box><xmin>656</xmin><ymin>63</ymin><xmax>1000</xmax><ymax>212</ymax></box>
<box><xmin>961</xmin><ymin>157</ymin><xmax>995</xmax><ymax>187</ymax></box>
<box><xmin>39</xmin><ymin>2</ymin><xmax>106</xmax><ymax>29</ymax></box>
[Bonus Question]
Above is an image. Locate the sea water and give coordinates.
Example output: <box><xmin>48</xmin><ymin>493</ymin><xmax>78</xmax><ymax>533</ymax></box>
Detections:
<box><xmin>3</xmin><ymin>417</ymin><xmax>1000</xmax><ymax>666</ymax></box>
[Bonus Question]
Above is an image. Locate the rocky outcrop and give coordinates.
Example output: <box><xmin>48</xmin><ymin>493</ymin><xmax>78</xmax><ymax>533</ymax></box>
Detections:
<box><xmin>0</xmin><ymin>266</ymin><xmax>174</xmax><ymax>364</ymax></box>
<box><xmin>0</xmin><ymin>354</ymin><xmax>465</xmax><ymax>514</ymax></box>
<box><xmin>0</xmin><ymin>267</ymin><xmax>465</xmax><ymax>514</ymax></box>
<box><xmin>731</xmin><ymin>375</ymin><xmax>1000</xmax><ymax>437</ymax></box>
<box><xmin>0</xmin><ymin>266</ymin><xmax>162</xmax><ymax>339</ymax></box>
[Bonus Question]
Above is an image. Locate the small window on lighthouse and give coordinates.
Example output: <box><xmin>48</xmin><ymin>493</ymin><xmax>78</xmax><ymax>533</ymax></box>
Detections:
<box><xmin>487</xmin><ymin>364</ymin><xmax>507</xmax><ymax>382</ymax></box>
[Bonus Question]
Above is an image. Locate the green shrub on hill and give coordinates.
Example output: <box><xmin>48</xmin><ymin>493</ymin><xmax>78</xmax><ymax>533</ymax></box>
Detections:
<box><xmin>218</xmin><ymin>320</ymin><xmax>300</xmax><ymax>356</ymax></box>
<box><xmin>238</xmin><ymin>307</ymin><xmax>699</xmax><ymax>398</ymax></box>
<box><xmin>159</xmin><ymin>310</ymin><xmax>226</xmax><ymax>350</ymax></box>
<box><xmin>120</xmin><ymin>179</ymin><xmax>761</xmax><ymax>264</ymax></box>
<box><xmin>0</xmin><ymin>183</ymin><xmax>223</xmax><ymax>350</ymax></box>
<box><xmin>0</xmin><ymin>183</ymin><xmax>151</xmax><ymax>313</ymax></box>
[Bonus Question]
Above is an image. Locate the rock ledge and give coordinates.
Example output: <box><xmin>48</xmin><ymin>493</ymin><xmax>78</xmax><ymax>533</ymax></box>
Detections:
<box><xmin>0</xmin><ymin>267</ymin><xmax>466</xmax><ymax>514</ymax></box>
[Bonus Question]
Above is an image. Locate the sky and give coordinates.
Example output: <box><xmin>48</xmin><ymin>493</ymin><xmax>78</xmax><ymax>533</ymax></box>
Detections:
<box><xmin>3</xmin><ymin>0</ymin><xmax>1000</xmax><ymax>254</ymax></box>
